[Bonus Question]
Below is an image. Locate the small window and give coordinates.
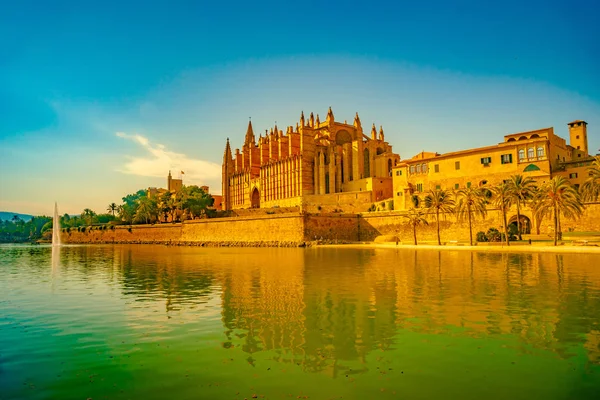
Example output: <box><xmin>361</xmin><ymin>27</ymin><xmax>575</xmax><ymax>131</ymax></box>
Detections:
<box><xmin>454</xmin><ymin>183</ymin><xmax>459</xmax><ymax>189</ymax></box>
<box><xmin>396</xmin><ymin>170</ymin><xmax>402</xmax><ymax>176</ymax></box>
<box><xmin>528</xmin><ymin>148</ymin><xmax>534</xmax><ymax>158</ymax></box>
<box><xmin>537</xmin><ymin>147</ymin><xmax>544</xmax><ymax>157</ymax></box>
<box><xmin>416</xmin><ymin>183</ymin><xmax>423</xmax><ymax>192</ymax></box>
<box><xmin>434</xmin><ymin>164</ymin><xmax>440</xmax><ymax>173</ymax></box>
<box><xmin>435</xmin><ymin>185</ymin><xmax>441</xmax><ymax>190</ymax></box>
<box><xmin>578</xmin><ymin>154</ymin><xmax>581</xmax><ymax>158</ymax></box>
<box><xmin>410</xmin><ymin>165</ymin><xmax>415</xmax><ymax>174</ymax></box>
<box><xmin>422</xmin><ymin>164</ymin><xmax>428</xmax><ymax>173</ymax></box>
<box><xmin>576</xmin><ymin>135</ymin><xmax>580</xmax><ymax>139</ymax></box>
<box><xmin>519</xmin><ymin>149</ymin><xmax>525</xmax><ymax>160</ymax></box>
<box><xmin>569</xmin><ymin>173</ymin><xmax>578</xmax><ymax>178</ymax></box>
<box><xmin>481</xmin><ymin>157</ymin><xmax>491</xmax><ymax>164</ymax></box>
<box><xmin>501</xmin><ymin>154</ymin><xmax>513</xmax><ymax>164</ymax></box>
<box><xmin>467</xmin><ymin>182</ymin><xmax>471</xmax><ymax>188</ymax></box>
<box><xmin>416</xmin><ymin>164</ymin><xmax>422</xmax><ymax>173</ymax></box>
<box><xmin>577</xmin><ymin>145</ymin><xmax>580</xmax><ymax>149</ymax></box>
<box><xmin>455</xmin><ymin>161</ymin><xmax>460</xmax><ymax>170</ymax></box>
<box><xmin>396</xmin><ymin>192</ymin><xmax>400</xmax><ymax>196</ymax></box>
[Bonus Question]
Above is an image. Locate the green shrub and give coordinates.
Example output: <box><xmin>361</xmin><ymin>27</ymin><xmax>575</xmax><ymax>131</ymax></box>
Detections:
<box><xmin>507</xmin><ymin>224</ymin><xmax>518</xmax><ymax>241</ymax></box>
<box><xmin>476</xmin><ymin>231</ymin><xmax>488</xmax><ymax>242</ymax></box>
<box><xmin>486</xmin><ymin>227</ymin><xmax>501</xmax><ymax>242</ymax></box>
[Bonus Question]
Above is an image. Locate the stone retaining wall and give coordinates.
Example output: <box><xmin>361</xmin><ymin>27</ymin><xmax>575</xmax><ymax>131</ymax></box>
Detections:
<box><xmin>62</xmin><ymin>203</ymin><xmax>600</xmax><ymax>246</ymax></box>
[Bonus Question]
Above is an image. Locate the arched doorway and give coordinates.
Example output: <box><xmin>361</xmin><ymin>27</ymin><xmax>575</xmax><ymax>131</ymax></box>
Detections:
<box><xmin>508</xmin><ymin>215</ymin><xmax>531</xmax><ymax>235</ymax></box>
<box><xmin>251</xmin><ymin>188</ymin><xmax>260</xmax><ymax>209</ymax></box>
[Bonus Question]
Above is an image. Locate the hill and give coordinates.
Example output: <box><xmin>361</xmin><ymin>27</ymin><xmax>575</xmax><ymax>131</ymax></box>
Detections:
<box><xmin>0</xmin><ymin>212</ymin><xmax>36</xmax><ymax>222</ymax></box>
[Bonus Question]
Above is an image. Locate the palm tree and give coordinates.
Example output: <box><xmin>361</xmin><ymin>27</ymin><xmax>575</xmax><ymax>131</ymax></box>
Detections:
<box><xmin>107</xmin><ymin>202</ymin><xmax>118</xmax><ymax>217</ymax></box>
<box><xmin>491</xmin><ymin>183</ymin><xmax>511</xmax><ymax>246</ymax></box>
<box><xmin>455</xmin><ymin>187</ymin><xmax>488</xmax><ymax>246</ymax></box>
<box><xmin>507</xmin><ymin>174</ymin><xmax>536</xmax><ymax>240</ymax></box>
<box><xmin>581</xmin><ymin>155</ymin><xmax>600</xmax><ymax>202</ymax></box>
<box><xmin>81</xmin><ymin>208</ymin><xmax>96</xmax><ymax>226</ymax></box>
<box><xmin>528</xmin><ymin>187</ymin><xmax>549</xmax><ymax>235</ymax></box>
<box><xmin>403</xmin><ymin>208</ymin><xmax>429</xmax><ymax>245</ymax></box>
<box><xmin>536</xmin><ymin>176</ymin><xmax>584</xmax><ymax>246</ymax></box>
<box><xmin>134</xmin><ymin>197</ymin><xmax>158</xmax><ymax>225</ymax></box>
<box><xmin>423</xmin><ymin>189</ymin><xmax>455</xmax><ymax>245</ymax></box>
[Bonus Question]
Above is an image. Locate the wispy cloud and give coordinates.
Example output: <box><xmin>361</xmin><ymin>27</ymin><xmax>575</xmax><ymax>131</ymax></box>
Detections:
<box><xmin>115</xmin><ymin>132</ymin><xmax>221</xmax><ymax>187</ymax></box>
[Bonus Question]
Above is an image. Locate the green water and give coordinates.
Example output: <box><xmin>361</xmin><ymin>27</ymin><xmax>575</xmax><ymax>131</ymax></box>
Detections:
<box><xmin>1</xmin><ymin>245</ymin><xmax>599</xmax><ymax>399</ymax></box>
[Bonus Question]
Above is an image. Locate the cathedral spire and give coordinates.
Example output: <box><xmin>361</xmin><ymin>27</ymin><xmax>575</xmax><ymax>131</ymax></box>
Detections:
<box><xmin>379</xmin><ymin>126</ymin><xmax>385</xmax><ymax>141</ymax></box>
<box><xmin>371</xmin><ymin>123</ymin><xmax>377</xmax><ymax>140</ymax></box>
<box><xmin>309</xmin><ymin>112</ymin><xmax>314</xmax><ymax>128</ymax></box>
<box><xmin>300</xmin><ymin>111</ymin><xmax>305</xmax><ymax>127</ymax></box>
<box><xmin>326</xmin><ymin>106</ymin><xmax>334</xmax><ymax>123</ymax></box>
<box><xmin>244</xmin><ymin>120</ymin><xmax>255</xmax><ymax>146</ymax></box>
<box><xmin>223</xmin><ymin>137</ymin><xmax>232</xmax><ymax>160</ymax></box>
<box><xmin>353</xmin><ymin>112</ymin><xmax>362</xmax><ymax>131</ymax></box>
<box><xmin>315</xmin><ymin>114</ymin><xmax>320</xmax><ymax>126</ymax></box>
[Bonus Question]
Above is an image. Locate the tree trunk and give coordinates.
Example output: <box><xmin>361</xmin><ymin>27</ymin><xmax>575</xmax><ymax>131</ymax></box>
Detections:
<box><xmin>553</xmin><ymin>204</ymin><xmax>558</xmax><ymax>246</ymax></box>
<box><xmin>557</xmin><ymin>210</ymin><xmax>562</xmax><ymax>241</ymax></box>
<box><xmin>516</xmin><ymin>202</ymin><xmax>522</xmax><ymax>240</ymax></box>
<box><xmin>468</xmin><ymin>204</ymin><xmax>473</xmax><ymax>246</ymax></box>
<box><xmin>413</xmin><ymin>225</ymin><xmax>417</xmax><ymax>245</ymax></box>
<box><xmin>502</xmin><ymin>204</ymin><xmax>510</xmax><ymax>246</ymax></box>
<box><xmin>436</xmin><ymin>210</ymin><xmax>441</xmax><ymax>245</ymax></box>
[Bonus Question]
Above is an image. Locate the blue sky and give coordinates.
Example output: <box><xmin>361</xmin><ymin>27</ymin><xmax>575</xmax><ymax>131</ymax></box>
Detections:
<box><xmin>1</xmin><ymin>0</ymin><xmax>599</xmax><ymax>215</ymax></box>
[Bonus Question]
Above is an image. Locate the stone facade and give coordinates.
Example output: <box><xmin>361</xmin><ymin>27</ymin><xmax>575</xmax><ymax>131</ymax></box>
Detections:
<box><xmin>222</xmin><ymin>108</ymin><xmax>400</xmax><ymax>211</ymax></box>
<box><xmin>61</xmin><ymin>203</ymin><xmax>600</xmax><ymax>246</ymax></box>
<box><xmin>393</xmin><ymin>120</ymin><xmax>593</xmax><ymax>210</ymax></box>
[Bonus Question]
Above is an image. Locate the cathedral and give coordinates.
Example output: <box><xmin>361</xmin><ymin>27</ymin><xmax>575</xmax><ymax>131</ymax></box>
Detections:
<box><xmin>222</xmin><ymin>108</ymin><xmax>400</xmax><ymax>210</ymax></box>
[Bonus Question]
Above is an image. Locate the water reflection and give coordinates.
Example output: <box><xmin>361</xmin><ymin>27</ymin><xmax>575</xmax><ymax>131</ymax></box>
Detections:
<box><xmin>5</xmin><ymin>244</ymin><xmax>600</xmax><ymax>370</ymax></box>
<box><xmin>45</xmin><ymin>246</ymin><xmax>598</xmax><ymax>370</ymax></box>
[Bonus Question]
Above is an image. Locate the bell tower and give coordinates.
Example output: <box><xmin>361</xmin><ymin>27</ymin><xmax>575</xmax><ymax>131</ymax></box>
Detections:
<box><xmin>568</xmin><ymin>120</ymin><xmax>588</xmax><ymax>156</ymax></box>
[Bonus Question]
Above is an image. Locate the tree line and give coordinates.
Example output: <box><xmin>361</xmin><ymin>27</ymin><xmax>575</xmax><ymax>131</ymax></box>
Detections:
<box><xmin>69</xmin><ymin>185</ymin><xmax>215</xmax><ymax>228</ymax></box>
<box><xmin>403</xmin><ymin>156</ymin><xmax>600</xmax><ymax>246</ymax></box>
<box><xmin>0</xmin><ymin>185</ymin><xmax>215</xmax><ymax>242</ymax></box>
<box><xmin>0</xmin><ymin>215</ymin><xmax>52</xmax><ymax>243</ymax></box>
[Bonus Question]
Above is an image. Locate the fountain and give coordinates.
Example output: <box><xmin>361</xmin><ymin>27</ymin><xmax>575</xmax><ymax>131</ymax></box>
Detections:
<box><xmin>52</xmin><ymin>202</ymin><xmax>61</xmax><ymax>246</ymax></box>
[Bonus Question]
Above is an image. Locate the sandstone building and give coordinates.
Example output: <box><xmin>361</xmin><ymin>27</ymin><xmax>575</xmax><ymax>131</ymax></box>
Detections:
<box><xmin>393</xmin><ymin>120</ymin><xmax>593</xmax><ymax>211</ymax></box>
<box><xmin>222</xmin><ymin>108</ymin><xmax>400</xmax><ymax>210</ymax></box>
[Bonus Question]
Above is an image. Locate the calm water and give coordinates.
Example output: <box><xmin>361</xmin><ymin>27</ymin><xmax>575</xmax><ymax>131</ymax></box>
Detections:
<box><xmin>1</xmin><ymin>245</ymin><xmax>599</xmax><ymax>400</ymax></box>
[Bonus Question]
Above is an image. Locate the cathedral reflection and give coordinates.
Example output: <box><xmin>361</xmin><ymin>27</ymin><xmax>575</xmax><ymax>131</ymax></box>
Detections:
<box><xmin>65</xmin><ymin>245</ymin><xmax>600</xmax><ymax>371</ymax></box>
<box><xmin>216</xmin><ymin>248</ymin><xmax>600</xmax><ymax>371</ymax></box>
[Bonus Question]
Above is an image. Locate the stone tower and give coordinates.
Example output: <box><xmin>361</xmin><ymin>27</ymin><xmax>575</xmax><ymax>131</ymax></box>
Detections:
<box><xmin>568</xmin><ymin>120</ymin><xmax>588</xmax><ymax>156</ymax></box>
